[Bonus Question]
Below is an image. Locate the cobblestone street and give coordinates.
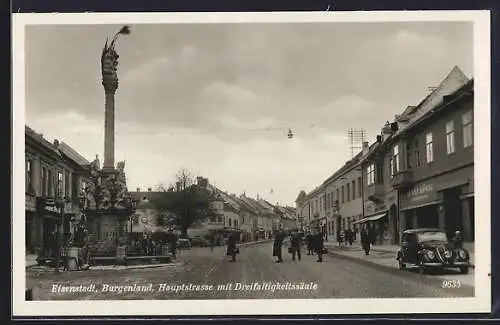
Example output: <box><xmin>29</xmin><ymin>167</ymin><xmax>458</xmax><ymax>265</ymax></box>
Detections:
<box><xmin>28</xmin><ymin>242</ymin><xmax>474</xmax><ymax>300</ymax></box>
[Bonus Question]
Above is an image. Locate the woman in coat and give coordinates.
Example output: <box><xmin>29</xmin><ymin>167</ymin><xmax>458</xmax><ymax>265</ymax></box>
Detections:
<box><xmin>226</xmin><ymin>232</ymin><xmax>237</xmax><ymax>262</ymax></box>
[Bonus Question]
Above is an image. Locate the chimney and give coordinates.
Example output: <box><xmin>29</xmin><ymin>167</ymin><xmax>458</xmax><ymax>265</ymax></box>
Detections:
<box><xmin>53</xmin><ymin>139</ymin><xmax>59</xmax><ymax>148</ymax></box>
<box><xmin>148</xmin><ymin>188</ymin><xmax>152</xmax><ymax>192</ymax></box>
<box><xmin>136</xmin><ymin>188</ymin><xmax>141</xmax><ymax>192</ymax></box>
<box><xmin>362</xmin><ymin>141</ymin><xmax>369</xmax><ymax>156</ymax></box>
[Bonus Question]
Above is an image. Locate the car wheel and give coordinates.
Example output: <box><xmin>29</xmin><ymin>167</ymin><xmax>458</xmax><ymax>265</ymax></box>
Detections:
<box><xmin>398</xmin><ymin>259</ymin><xmax>406</xmax><ymax>270</ymax></box>
<box><xmin>459</xmin><ymin>266</ymin><xmax>469</xmax><ymax>274</ymax></box>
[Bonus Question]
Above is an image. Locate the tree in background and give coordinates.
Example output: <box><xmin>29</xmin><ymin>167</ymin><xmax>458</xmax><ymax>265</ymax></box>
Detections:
<box><xmin>151</xmin><ymin>168</ymin><xmax>213</xmax><ymax>236</ymax></box>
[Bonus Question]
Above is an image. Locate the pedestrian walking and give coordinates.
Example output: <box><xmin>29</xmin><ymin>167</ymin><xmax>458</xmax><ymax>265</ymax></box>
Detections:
<box><xmin>360</xmin><ymin>225</ymin><xmax>371</xmax><ymax>255</ymax></box>
<box><xmin>289</xmin><ymin>230</ymin><xmax>302</xmax><ymax>261</ymax></box>
<box><xmin>168</xmin><ymin>229</ymin><xmax>177</xmax><ymax>260</ymax></box>
<box><xmin>347</xmin><ymin>228</ymin><xmax>354</xmax><ymax>246</ymax></box>
<box><xmin>311</xmin><ymin>228</ymin><xmax>325</xmax><ymax>262</ymax></box>
<box><xmin>226</xmin><ymin>231</ymin><xmax>237</xmax><ymax>262</ymax></box>
<box><xmin>337</xmin><ymin>230</ymin><xmax>344</xmax><ymax>248</ymax></box>
<box><xmin>452</xmin><ymin>230</ymin><xmax>464</xmax><ymax>249</ymax></box>
<box><xmin>305</xmin><ymin>231</ymin><xmax>313</xmax><ymax>255</ymax></box>
<box><xmin>273</xmin><ymin>227</ymin><xmax>285</xmax><ymax>263</ymax></box>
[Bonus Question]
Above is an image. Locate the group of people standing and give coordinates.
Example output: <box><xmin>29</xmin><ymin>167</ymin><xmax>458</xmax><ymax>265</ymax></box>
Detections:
<box><xmin>273</xmin><ymin>227</ymin><xmax>326</xmax><ymax>263</ymax></box>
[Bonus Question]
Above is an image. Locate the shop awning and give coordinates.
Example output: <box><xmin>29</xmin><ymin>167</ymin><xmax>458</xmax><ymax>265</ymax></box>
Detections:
<box><xmin>353</xmin><ymin>212</ymin><xmax>387</xmax><ymax>225</ymax></box>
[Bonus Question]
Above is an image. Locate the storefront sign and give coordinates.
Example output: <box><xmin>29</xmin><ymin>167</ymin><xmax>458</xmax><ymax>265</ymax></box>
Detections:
<box><xmin>403</xmin><ymin>183</ymin><xmax>438</xmax><ymax>206</ymax></box>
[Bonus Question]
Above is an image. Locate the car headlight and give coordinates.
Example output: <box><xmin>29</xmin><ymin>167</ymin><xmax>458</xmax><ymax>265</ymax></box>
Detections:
<box><xmin>426</xmin><ymin>250</ymin><xmax>435</xmax><ymax>260</ymax></box>
<box><xmin>444</xmin><ymin>250</ymin><xmax>452</xmax><ymax>258</ymax></box>
<box><xmin>458</xmin><ymin>249</ymin><xmax>467</xmax><ymax>259</ymax></box>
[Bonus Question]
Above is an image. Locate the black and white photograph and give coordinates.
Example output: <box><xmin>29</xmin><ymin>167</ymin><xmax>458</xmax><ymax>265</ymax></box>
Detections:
<box><xmin>13</xmin><ymin>11</ymin><xmax>491</xmax><ymax>316</ymax></box>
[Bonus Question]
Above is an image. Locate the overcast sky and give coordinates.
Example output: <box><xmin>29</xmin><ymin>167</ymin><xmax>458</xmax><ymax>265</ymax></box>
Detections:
<box><xmin>24</xmin><ymin>21</ymin><xmax>473</xmax><ymax>206</ymax></box>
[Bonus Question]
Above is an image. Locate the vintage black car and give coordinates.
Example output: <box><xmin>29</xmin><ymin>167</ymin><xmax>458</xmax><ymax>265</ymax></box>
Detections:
<box><xmin>396</xmin><ymin>228</ymin><xmax>470</xmax><ymax>274</ymax></box>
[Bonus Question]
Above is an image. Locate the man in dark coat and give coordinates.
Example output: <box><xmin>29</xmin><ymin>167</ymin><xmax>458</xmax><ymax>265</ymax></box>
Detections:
<box><xmin>311</xmin><ymin>228</ymin><xmax>325</xmax><ymax>262</ymax></box>
<box><xmin>305</xmin><ymin>231</ymin><xmax>313</xmax><ymax>255</ymax></box>
<box><xmin>360</xmin><ymin>225</ymin><xmax>371</xmax><ymax>255</ymax></box>
<box><xmin>273</xmin><ymin>228</ymin><xmax>285</xmax><ymax>263</ymax></box>
<box><xmin>289</xmin><ymin>230</ymin><xmax>302</xmax><ymax>261</ymax></box>
<box><xmin>452</xmin><ymin>230</ymin><xmax>464</xmax><ymax>249</ymax></box>
<box><xmin>168</xmin><ymin>229</ymin><xmax>177</xmax><ymax>259</ymax></box>
<box><xmin>226</xmin><ymin>231</ymin><xmax>238</xmax><ymax>262</ymax></box>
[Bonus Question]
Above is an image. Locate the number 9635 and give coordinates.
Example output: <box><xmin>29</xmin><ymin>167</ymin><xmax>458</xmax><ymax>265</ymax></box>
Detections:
<box><xmin>442</xmin><ymin>280</ymin><xmax>461</xmax><ymax>289</ymax></box>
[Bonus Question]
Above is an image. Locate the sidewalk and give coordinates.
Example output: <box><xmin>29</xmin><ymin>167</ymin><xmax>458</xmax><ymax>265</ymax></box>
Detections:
<box><xmin>325</xmin><ymin>242</ymin><xmax>475</xmax><ymax>267</ymax></box>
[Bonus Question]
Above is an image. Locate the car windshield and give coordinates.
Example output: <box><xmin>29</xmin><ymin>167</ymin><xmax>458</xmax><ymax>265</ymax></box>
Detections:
<box><xmin>417</xmin><ymin>231</ymin><xmax>448</xmax><ymax>242</ymax></box>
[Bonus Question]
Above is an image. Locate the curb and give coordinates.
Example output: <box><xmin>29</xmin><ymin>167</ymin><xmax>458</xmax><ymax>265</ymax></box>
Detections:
<box><xmin>325</xmin><ymin>244</ymin><xmax>475</xmax><ymax>268</ymax></box>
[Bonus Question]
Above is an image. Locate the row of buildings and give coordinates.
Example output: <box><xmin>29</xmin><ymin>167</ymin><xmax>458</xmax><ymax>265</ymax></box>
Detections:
<box><xmin>131</xmin><ymin>178</ymin><xmax>298</xmax><ymax>243</ymax></box>
<box><xmin>25</xmin><ymin>125</ymin><xmax>298</xmax><ymax>258</ymax></box>
<box><xmin>25</xmin><ymin>126</ymin><xmax>92</xmax><ymax>257</ymax></box>
<box><xmin>295</xmin><ymin>66</ymin><xmax>475</xmax><ymax>245</ymax></box>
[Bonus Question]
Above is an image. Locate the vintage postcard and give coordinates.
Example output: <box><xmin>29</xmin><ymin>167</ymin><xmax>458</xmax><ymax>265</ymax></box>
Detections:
<box><xmin>12</xmin><ymin>11</ymin><xmax>491</xmax><ymax>316</ymax></box>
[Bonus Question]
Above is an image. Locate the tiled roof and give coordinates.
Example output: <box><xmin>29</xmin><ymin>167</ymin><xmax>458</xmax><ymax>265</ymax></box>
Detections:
<box><xmin>25</xmin><ymin>125</ymin><xmax>61</xmax><ymax>157</ymax></box>
<box><xmin>58</xmin><ymin>142</ymin><xmax>91</xmax><ymax>167</ymax></box>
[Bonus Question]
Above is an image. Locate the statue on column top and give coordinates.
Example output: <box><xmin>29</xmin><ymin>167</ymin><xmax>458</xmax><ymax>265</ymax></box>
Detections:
<box><xmin>101</xmin><ymin>25</ymin><xmax>131</xmax><ymax>91</ymax></box>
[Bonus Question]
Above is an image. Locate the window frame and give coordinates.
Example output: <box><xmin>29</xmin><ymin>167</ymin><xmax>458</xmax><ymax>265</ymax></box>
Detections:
<box><xmin>425</xmin><ymin>132</ymin><xmax>434</xmax><ymax>163</ymax></box>
<box><xmin>446</xmin><ymin>120</ymin><xmax>456</xmax><ymax>155</ymax></box>
<box><xmin>462</xmin><ymin>111</ymin><xmax>473</xmax><ymax>148</ymax></box>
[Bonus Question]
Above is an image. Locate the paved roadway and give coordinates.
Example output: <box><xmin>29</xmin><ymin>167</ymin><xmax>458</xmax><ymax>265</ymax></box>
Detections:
<box><xmin>28</xmin><ymin>242</ymin><xmax>474</xmax><ymax>300</ymax></box>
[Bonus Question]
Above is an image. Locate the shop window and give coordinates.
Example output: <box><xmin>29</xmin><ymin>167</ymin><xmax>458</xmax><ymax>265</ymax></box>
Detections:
<box><xmin>446</xmin><ymin>120</ymin><xmax>456</xmax><ymax>154</ymax></box>
<box><xmin>462</xmin><ymin>111</ymin><xmax>473</xmax><ymax>148</ymax></box>
<box><xmin>425</xmin><ymin>132</ymin><xmax>434</xmax><ymax>163</ymax></box>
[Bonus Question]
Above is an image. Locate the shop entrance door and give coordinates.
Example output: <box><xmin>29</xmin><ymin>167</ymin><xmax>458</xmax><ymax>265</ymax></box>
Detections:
<box><xmin>443</xmin><ymin>187</ymin><xmax>463</xmax><ymax>241</ymax></box>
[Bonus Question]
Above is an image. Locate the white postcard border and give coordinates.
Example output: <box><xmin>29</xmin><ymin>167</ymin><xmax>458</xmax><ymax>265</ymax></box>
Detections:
<box><xmin>12</xmin><ymin>10</ymin><xmax>491</xmax><ymax>316</ymax></box>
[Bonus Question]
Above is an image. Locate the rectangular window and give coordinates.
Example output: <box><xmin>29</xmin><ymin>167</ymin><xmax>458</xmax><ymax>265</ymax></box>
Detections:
<box><xmin>47</xmin><ymin>169</ymin><xmax>53</xmax><ymax>196</ymax></box>
<box><xmin>426</xmin><ymin>132</ymin><xmax>434</xmax><ymax>163</ymax></box>
<box><xmin>65</xmin><ymin>172</ymin><xmax>71</xmax><ymax>198</ymax></box>
<box><xmin>462</xmin><ymin>111</ymin><xmax>473</xmax><ymax>148</ymax></box>
<box><xmin>57</xmin><ymin>172</ymin><xmax>64</xmax><ymax>196</ymax></box>
<box><xmin>389</xmin><ymin>158</ymin><xmax>394</xmax><ymax>178</ymax></box>
<box><xmin>336</xmin><ymin>189</ymin><xmax>339</xmax><ymax>202</ymax></box>
<box><xmin>341</xmin><ymin>186</ymin><xmax>345</xmax><ymax>203</ymax></box>
<box><xmin>26</xmin><ymin>159</ymin><xmax>32</xmax><ymax>192</ymax></box>
<box><xmin>414</xmin><ymin>140</ymin><xmax>421</xmax><ymax>168</ymax></box>
<box><xmin>352</xmin><ymin>180</ymin><xmax>356</xmax><ymax>199</ymax></box>
<box><xmin>358</xmin><ymin>177</ymin><xmax>362</xmax><ymax>197</ymax></box>
<box><xmin>406</xmin><ymin>142</ymin><xmax>412</xmax><ymax>169</ymax></box>
<box><xmin>446</xmin><ymin>120</ymin><xmax>456</xmax><ymax>154</ymax></box>
<box><xmin>41</xmin><ymin>167</ymin><xmax>47</xmax><ymax>196</ymax></box>
<box><xmin>346</xmin><ymin>183</ymin><xmax>350</xmax><ymax>201</ymax></box>
<box><xmin>367</xmin><ymin>164</ymin><xmax>375</xmax><ymax>185</ymax></box>
<box><xmin>393</xmin><ymin>145</ymin><xmax>400</xmax><ymax>173</ymax></box>
<box><xmin>376</xmin><ymin>164</ymin><xmax>383</xmax><ymax>183</ymax></box>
